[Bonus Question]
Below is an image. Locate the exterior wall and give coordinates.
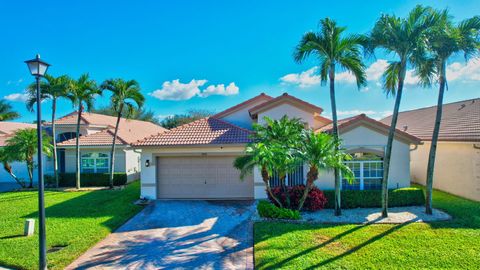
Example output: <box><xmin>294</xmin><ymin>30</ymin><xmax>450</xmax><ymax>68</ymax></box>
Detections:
<box><xmin>411</xmin><ymin>142</ymin><xmax>480</xmax><ymax>201</ymax></box>
<box><xmin>257</xmin><ymin>103</ymin><xmax>315</xmax><ymax>128</ymax></box>
<box><xmin>54</xmin><ymin>125</ymin><xmax>106</xmax><ymax>141</ymax></box>
<box><xmin>219</xmin><ymin>99</ymin><xmax>269</xmax><ymax>129</ymax></box>
<box><xmin>139</xmin><ymin>145</ymin><xmax>245</xmax><ymax>199</ymax></box>
<box><xmin>125</xmin><ymin>149</ymin><xmax>141</xmax><ymax>182</ymax></box>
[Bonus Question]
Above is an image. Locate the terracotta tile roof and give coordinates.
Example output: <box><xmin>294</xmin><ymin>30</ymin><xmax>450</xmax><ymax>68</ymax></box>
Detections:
<box><xmin>0</xmin><ymin>122</ymin><xmax>36</xmax><ymax>135</ymax></box>
<box><xmin>380</xmin><ymin>98</ymin><xmax>480</xmax><ymax>142</ymax></box>
<box><xmin>249</xmin><ymin>93</ymin><xmax>323</xmax><ymax>116</ymax></box>
<box><xmin>213</xmin><ymin>93</ymin><xmax>273</xmax><ymax>118</ymax></box>
<box><xmin>134</xmin><ymin>117</ymin><xmax>253</xmax><ymax>146</ymax></box>
<box><xmin>55</xmin><ymin>112</ymin><xmax>167</xmax><ymax>147</ymax></box>
<box><xmin>318</xmin><ymin>114</ymin><xmax>421</xmax><ymax>143</ymax></box>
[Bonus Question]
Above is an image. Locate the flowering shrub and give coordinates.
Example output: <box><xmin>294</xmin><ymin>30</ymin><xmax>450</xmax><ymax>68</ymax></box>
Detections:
<box><xmin>268</xmin><ymin>185</ymin><xmax>328</xmax><ymax>211</ymax></box>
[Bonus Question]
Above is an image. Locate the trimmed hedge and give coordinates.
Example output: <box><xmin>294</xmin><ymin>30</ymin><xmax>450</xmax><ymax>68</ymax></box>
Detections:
<box><xmin>257</xmin><ymin>200</ymin><xmax>301</xmax><ymax>220</ymax></box>
<box><xmin>45</xmin><ymin>173</ymin><xmax>128</xmax><ymax>187</ymax></box>
<box><xmin>268</xmin><ymin>185</ymin><xmax>328</xmax><ymax>211</ymax></box>
<box><xmin>323</xmin><ymin>187</ymin><xmax>425</xmax><ymax>209</ymax></box>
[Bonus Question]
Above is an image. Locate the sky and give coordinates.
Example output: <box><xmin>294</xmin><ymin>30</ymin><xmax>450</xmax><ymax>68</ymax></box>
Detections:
<box><xmin>1</xmin><ymin>0</ymin><xmax>479</xmax><ymax>123</ymax></box>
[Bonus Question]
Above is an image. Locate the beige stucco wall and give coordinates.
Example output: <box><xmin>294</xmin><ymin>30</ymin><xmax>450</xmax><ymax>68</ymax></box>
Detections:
<box><xmin>258</xmin><ymin>103</ymin><xmax>316</xmax><ymax>127</ymax></box>
<box><xmin>411</xmin><ymin>142</ymin><xmax>480</xmax><ymax>201</ymax></box>
<box><xmin>139</xmin><ymin>145</ymin><xmax>246</xmax><ymax>199</ymax></box>
<box><xmin>125</xmin><ymin>149</ymin><xmax>141</xmax><ymax>182</ymax></box>
<box><xmin>219</xmin><ymin>98</ymin><xmax>269</xmax><ymax>129</ymax></box>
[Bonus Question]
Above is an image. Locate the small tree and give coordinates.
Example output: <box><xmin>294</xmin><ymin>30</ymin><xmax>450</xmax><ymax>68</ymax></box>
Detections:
<box><xmin>0</xmin><ymin>147</ymin><xmax>26</xmax><ymax>188</ymax></box>
<box><xmin>3</xmin><ymin>128</ymin><xmax>52</xmax><ymax>188</ymax></box>
<box><xmin>296</xmin><ymin>130</ymin><xmax>354</xmax><ymax>211</ymax></box>
<box><xmin>0</xmin><ymin>100</ymin><xmax>20</xmax><ymax>121</ymax></box>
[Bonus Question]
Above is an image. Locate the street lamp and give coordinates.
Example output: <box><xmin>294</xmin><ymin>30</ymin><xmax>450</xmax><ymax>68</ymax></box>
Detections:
<box><xmin>25</xmin><ymin>54</ymin><xmax>50</xmax><ymax>270</ymax></box>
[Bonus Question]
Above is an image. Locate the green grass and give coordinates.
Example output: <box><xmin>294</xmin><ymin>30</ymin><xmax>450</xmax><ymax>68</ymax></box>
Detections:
<box><xmin>255</xmin><ymin>187</ymin><xmax>480</xmax><ymax>269</ymax></box>
<box><xmin>0</xmin><ymin>181</ymin><xmax>143</xmax><ymax>270</ymax></box>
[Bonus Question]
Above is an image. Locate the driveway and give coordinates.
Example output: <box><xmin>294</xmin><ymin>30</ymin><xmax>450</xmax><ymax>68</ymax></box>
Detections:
<box><xmin>66</xmin><ymin>200</ymin><xmax>255</xmax><ymax>270</ymax></box>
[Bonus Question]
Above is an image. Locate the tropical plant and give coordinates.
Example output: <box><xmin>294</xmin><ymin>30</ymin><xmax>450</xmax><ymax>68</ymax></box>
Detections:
<box><xmin>3</xmin><ymin>128</ymin><xmax>52</xmax><ymax>188</ymax></box>
<box><xmin>0</xmin><ymin>147</ymin><xmax>26</xmax><ymax>188</ymax></box>
<box><xmin>0</xmin><ymin>100</ymin><xmax>19</xmax><ymax>121</ymax></box>
<box><xmin>296</xmin><ymin>130</ymin><xmax>354</xmax><ymax>211</ymax></box>
<box><xmin>294</xmin><ymin>18</ymin><xmax>367</xmax><ymax>216</ymax></box>
<box><xmin>26</xmin><ymin>74</ymin><xmax>71</xmax><ymax>188</ymax></box>
<box><xmin>100</xmin><ymin>78</ymin><xmax>145</xmax><ymax>188</ymax></box>
<box><xmin>368</xmin><ymin>5</ymin><xmax>438</xmax><ymax>217</ymax></box>
<box><xmin>416</xmin><ymin>10</ymin><xmax>480</xmax><ymax>214</ymax></box>
<box><xmin>66</xmin><ymin>74</ymin><xmax>101</xmax><ymax>189</ymax></box>
<box><xmin>234</xmin><ymin>116</ymin><xmax>304</xmax><ymax>208</ymax></box>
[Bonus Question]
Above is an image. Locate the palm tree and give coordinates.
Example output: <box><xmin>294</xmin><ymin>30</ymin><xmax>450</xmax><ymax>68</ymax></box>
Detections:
<box><xmin>100</xmin><ymin>78</ymin><xmax>144</xmax><ymax>188</ymax></box>
<box><xmin>294</xmin><ymin>18</ymin><xmax>367</xmax><ymax>216</ymax></box>
<box><xmin>369</xmin><ymin>5</ymin><xmax>438</xmax><ymax>217</ymax></box>
<box><xmin>416</xmin><ymin>11</ymin><xmax>480</xmax><ymax>214</ymax></box>
<box><xmin>0</xmin><ymin>100</ymin><xmax>19</xmax><ymax>121</ymax></box>
<box><xmin>234</xmin><ymin>116</ymin><xmax>304</xmax><ymax>208</ymax></box>
<box><xmin>26</xmin><ymin>74</ymin><xmax>71</xmax><ymax>188</ymax></box>
<box><xmin>66</xmin><ymin>74</ymin><xmax>101</xmax><ymax>189</ymax></box>
<box><xmin>0</xmin><ymin>147</ymin><xmax>26</xmax><ymax>188</ymax></box>
<box><xmin>296</xmin><ymin>130</ymin><xmax>354</xmax><ymax>211</ymax></box>
<box><xmin>4</xmin><ymin>128</ymin><xmax>52</xmax><ymax>188</ymax></box>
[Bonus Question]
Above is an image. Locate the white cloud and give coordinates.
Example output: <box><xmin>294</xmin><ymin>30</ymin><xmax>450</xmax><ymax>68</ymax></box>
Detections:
<box><xmin>149</xmin><ymin>79</ymin><xmax>240</xmax><ymax>101</ymax></box>
<box><xmin>280</xmin><ymin>67</ymin><xmax>321</xmax><ymax>88</ymax></box>
<box><xmin>325</xmin><ymin>110</ymin><xmax>393</xmax><ymax>120</ymax></box>
<box><xmin>149</xmin><ymin>79</ymin><xmax>206</xmax><ymax>101</ymax></box>
<box><xmin>200</xmin><ymin>82</ymin><xmax>239</xmax><ymax>97</ymax></box>
<box><xmin>6</xmin><ymin>78</ymin><xmax>24</xmax><ymax>86</ymax></box>
<box><xmin>366</xmin><ymin>59</ymin><xmax>389</xmax><ymax>81</ymax></box>
<box><xmin>4</xmin><ymin>92</ymin><xmax>29</xmax><ymax>102</ymax></box>
<box><xmin>446</xmin><ymin>58</ymin><xmax>480</xmax><ymax>82</ymax></box>
<box><xmin>156</xmin><ymin>114</ymin><xmax>174</xmax><ymax>121</ymax></box>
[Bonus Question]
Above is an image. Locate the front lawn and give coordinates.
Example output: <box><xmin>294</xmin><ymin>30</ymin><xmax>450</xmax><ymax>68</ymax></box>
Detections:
<box><xmin>0</xmin><ymin>181</ymin><xmax>142</xmax><ymax>270</ymax></box>
<box><xmin>255</xmin><ymin>187</ymin><xmax>480</xmax><ymax>269</ymax></box>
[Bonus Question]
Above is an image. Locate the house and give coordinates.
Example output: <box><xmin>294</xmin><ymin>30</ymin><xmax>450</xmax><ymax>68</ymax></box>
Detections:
<box><xmin>381</xmin><ymin>98</ymin><xmax>480</xmax><ymax>202</ymax></box>
<box><xmin>46</xmin><ymin>112</ymin><xmax>167</xmax><ymax>182</ymax></box>
<box><xmin>0</xmin><ymin>122</ymin><xmax>37</xmax><ymax>187</ymax></box>
<box><xmin>134</xmin><ymin>93</ymin><xmax>421</xmax><ymax>200</ymax></box>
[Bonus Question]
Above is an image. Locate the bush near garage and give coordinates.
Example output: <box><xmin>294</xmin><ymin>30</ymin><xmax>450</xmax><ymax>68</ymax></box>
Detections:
<box><xmin>257</xmin><ymin>200</ymin><xmax>301</xmax><ymax>220</ymax></box>
<box><xmin>45</xmin><ymin>173</ymin><xmax>128</xmax><ymax>187</ymax></box>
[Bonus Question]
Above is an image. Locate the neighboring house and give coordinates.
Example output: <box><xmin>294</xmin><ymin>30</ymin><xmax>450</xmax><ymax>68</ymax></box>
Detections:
<box><xmin>135</xmin><ymin>93</ymin><xmax>421</xmax><ymax>200</ymax></box>
<box><xmin>381</xmin><ymin>98</ymin><xmax>480</xmax><ymax>202</ymax></box>
<box><xmin>48</xmin><ymin>112</ymin><xmax>167</xmax><ymax>182</ymax></box>
<box><xmin>0</xmin><ymin>122</ymin><xmax>38</xmax><ymax>187</ymax></box>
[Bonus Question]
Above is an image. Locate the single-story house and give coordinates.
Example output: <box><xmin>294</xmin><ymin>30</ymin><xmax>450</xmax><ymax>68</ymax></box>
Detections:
<box><xmin>0</xmin><ymin>122</ymin><xmax>38</xmax><ymax>186</ymax></box>
<box><xmin>47</xmin><ymin>112</ymin><xmax>167</xmax><ymax>182</ymax></box>
<box><xmin>134</xmin><ymin>93</ymin><xmax>421</xmax><ymax>200</ymax></box>
<box><xmin>381</xmin><ymin>98</ymin><xmax>480</xmax><ymax>202</ymax></box>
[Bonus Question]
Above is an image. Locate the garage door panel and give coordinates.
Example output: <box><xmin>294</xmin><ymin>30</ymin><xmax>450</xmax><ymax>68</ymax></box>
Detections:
<box><xmin>156</xmin><ymin>156</ymin><xmax>253</xmax><ymax>199</ymax></box>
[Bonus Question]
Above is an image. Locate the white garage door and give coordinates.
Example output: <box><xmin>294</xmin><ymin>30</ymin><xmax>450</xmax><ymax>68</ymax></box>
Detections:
<box><xmin>156</xmin><ymin>156</ymin><xmax>254</xmax><ymax>199</ymax></box>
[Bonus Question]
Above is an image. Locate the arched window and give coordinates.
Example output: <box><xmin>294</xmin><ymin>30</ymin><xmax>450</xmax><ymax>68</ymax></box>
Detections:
<box><xmin>81</xmin><ymin>152</ymin><xmax>109</xmax><ymax>173</ymax></box>
<box><xmin>342</xmin><ymin>150</ymin><xmax>383</xmax><ymax>190</ymax></box>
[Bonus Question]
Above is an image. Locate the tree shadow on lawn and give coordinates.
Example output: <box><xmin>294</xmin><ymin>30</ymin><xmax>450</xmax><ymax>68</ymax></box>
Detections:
<box><xmin>261</xmin><ymin>219</ymin><xmax>415</xmax><ymax>269</ymax></box>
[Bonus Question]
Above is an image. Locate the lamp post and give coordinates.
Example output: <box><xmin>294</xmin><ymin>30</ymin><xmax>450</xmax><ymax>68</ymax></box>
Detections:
<box><xmin>25</xmin><ymin>54</ymin><xmax>50</xmax><ymax>270</ymax></box>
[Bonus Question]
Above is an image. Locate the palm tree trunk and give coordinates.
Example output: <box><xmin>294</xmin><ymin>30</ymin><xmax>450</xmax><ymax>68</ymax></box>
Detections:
<box><xmin>51</xmin><ymin>98</ymin><xmax>59</xmax><ymax>188</ymax></box>
<box><xmin>425</xmin><ymin>60</ymin><xmax>446</xmax><ymax>215</ymax></box>
<box><xmin>329</xmin><ymin>65</ymin><xmax>342</xmax><ymax>216</ymax></box>
<box><xmin>3</xmin><ymin>162</ymin><xmax>26</xmax><ymax>188</ymax></box>
<box><xmin>382</xmin><ymin>63</ymin><xmax>406</xmax><ymax>218</ymax></box>
<box><xmin>109</xmin><ymin>104</ymin><xmax>123</xmax><ymax>189</ymax></box>
<box><xmin>298</xmin><ymin>166</ymin><xmax>318</xmax><ymax>211</ymax></box>
<box><xmin>279</xmin><ymin>173</ymin><xmax>290</xmax><ymax>208</ymax></box>
<box><xmin>75</xmin><ymin>105</ymin><xmax>83</xmax><ymax>189</ymax></box>
<box><xmin>262</xmin><ymin>166</ymin><xmax>283</xmax><ymax>208</ymax></box>
<box><xmin>27</xmin><ymin>161</ymin><xmax>33</xmax><ymax>188</ymax></box>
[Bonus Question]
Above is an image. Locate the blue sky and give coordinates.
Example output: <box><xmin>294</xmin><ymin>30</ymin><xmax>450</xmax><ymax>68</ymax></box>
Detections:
<box><xmin>1</xmin><ymin>0</ymin><xmax>479</xmax><ymax>123</ymax></box>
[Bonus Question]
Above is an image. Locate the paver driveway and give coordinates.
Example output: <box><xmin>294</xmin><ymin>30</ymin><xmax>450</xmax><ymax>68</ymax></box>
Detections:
<box><xmin>66</xmin><ymin>200</ymin><xmax>255</xmax><ymax>270</ymax></box>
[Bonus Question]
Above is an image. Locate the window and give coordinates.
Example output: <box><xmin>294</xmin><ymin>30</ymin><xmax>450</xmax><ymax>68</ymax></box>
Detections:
<box><xmin>342</xmin><ymin>151</ymin><xmax>383</xmax><ymax>190</ymax></box>
<box><xmin>58</xmin><ymin>132</ymin><xmax>77</xmax><ymax>143</ymax></box>
<box><xmin>81</xmin><ymin>153</ymin><xmax>109</xmax><ymax>173</ymax></box>
<box><xmin>269</xmin><ymin>165</ymin><xmax>305</xmax><ymax>187</ymax></box>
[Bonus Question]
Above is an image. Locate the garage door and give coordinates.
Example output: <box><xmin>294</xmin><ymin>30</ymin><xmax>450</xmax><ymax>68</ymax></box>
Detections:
<box><xmin>156</xmin><ymin>156</ymin><xmax>254</xmax><ymax>199</ymax></box>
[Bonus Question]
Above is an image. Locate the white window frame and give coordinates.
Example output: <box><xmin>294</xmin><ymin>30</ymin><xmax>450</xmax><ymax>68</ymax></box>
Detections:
<box><xmin>81</xmin><ymin>152</ymin><xmax>110</xmax><ymax>173</ymax></box>
<box><xmin>343</xmin><ymin>160</ymin><xmax>383</xmax><ymax>190</ymax></box>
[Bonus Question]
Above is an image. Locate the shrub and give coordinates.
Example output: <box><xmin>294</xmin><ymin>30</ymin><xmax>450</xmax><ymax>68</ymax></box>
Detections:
<box><xmin>268</xmin><ymin>185</ymin><xmax>328</xmax><ymax>212</ymax></box>
<box><xmin>46</xmin><ymin>173</ymin><xmax>128</xmax><ymax>187</ymax></box>
<box><xmin>257</xmin><ymin>200</ymin><xmax>301</xmax><ymax>220</ymax></box>
<box><xmin>323</xmin><ymin>187</ymin><xmax>425</xmax><ymax>209</ymax></box>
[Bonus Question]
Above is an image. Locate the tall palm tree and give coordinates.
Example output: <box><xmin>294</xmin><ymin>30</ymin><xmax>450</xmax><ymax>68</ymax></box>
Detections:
<box><xmin>0</xmin><ymin>100</ymin><xmax>19</xmax><ymax>121</ymax></box>
<box><xmin>296</xmin><ymin>130</ymin><xmax>354</xmax><ymax>211</ymax></box>
<box><xmin>369</xmin><ymin>5</ymin><xmax>438</xmax><ymax>217</ymax></box>
<box><xmin>4</xmin><ymin>128</ymin><xmax>52</xmax><ymax>188</ymax></box>
<box><xmin>66</xmin><ymin>74</ymin><xmax>101</xmax><ymax>189</ymax></box>
<box><xmin>294</xmin><ymin>18</ymin><xmax>367</xmax><ymax>216</ymax></box>
<box><xmin>26</xmin><ymin>74</ymin><xmax>71</xmax><ymax>188</ymax></box>
<box><xmin>416</xmin><ymin>11</ymin><xmax>480</xmax><ymax>214</ymax></box>
<box><xmin>100</xmin><ymin>78</ymin><xmax>144</xmax><ymax>188</ymax></box>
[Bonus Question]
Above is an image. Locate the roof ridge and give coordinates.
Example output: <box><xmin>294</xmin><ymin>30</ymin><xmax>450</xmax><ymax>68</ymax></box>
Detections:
<box><xmin>105</xmin><ymin>129</ymin><xmax>129</xmax><ymax>144</ymax></box>
<box><xmin>382</xmin><ymin>97</ymin><xmax>479</xmax><ymax>118</ymax></box>
<box><xmin>212</xmin><ymin>93</ymin><xmax>273</xmax><ymax>118</ymax></box>
<box><xmin>210</xmin><ymin>117</ymin><xmax>254</xmax><ymax>133</ymax></box>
